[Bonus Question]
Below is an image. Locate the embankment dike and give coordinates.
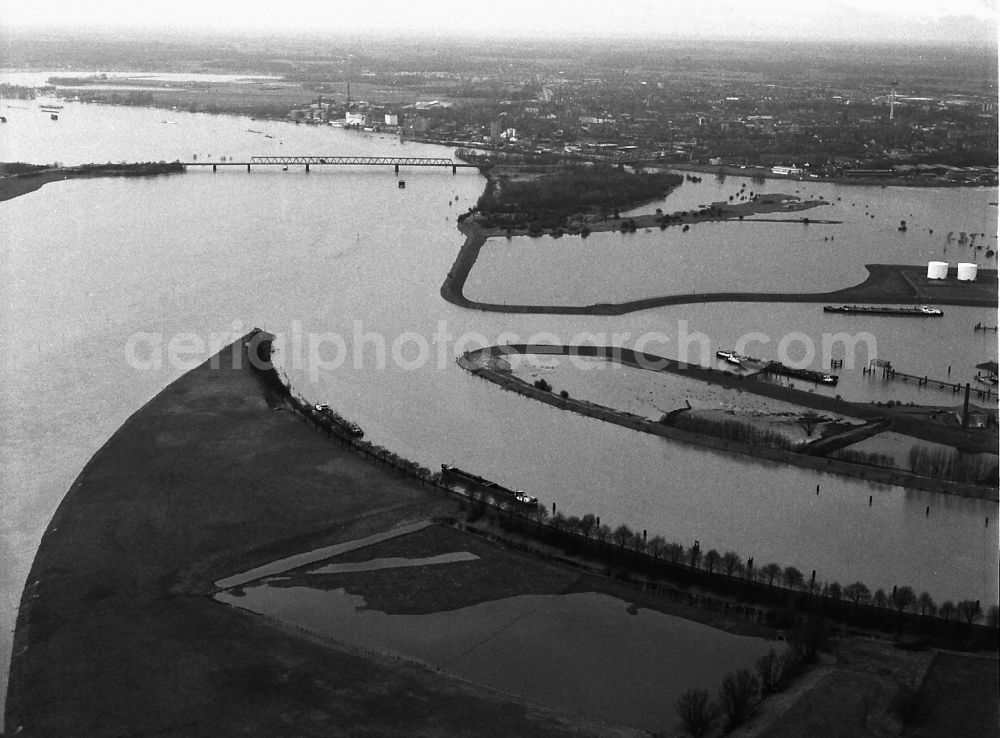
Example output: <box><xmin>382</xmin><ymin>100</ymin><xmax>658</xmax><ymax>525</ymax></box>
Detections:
<box><xmin>5</xmin><ymin>335</ymin><xmax>618</xmax><ymax>738</ymax></box>
<box><xmin>442</xmin><ymin>224</ymin><xmax>998</xmax><ymax>315</ymax></box>
<box><xmin>459</xmin><ymin>344</ymin><xmax>998</xmax><ymax>499</ymax></box>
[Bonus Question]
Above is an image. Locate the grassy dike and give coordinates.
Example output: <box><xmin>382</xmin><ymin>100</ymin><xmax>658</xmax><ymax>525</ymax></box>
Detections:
<box><xmin>441</xmin><ymin>221</ymin><xmax>998</xmax><ymax>315</ymax></box>
<box><xmin>459</xmin><ymin>345</ymin><xmax>998</xmax><ymax>500</ymax></box>
<box><xmin>5</xmin><ymin>332</ymin><xmax>628</xmax><ymax>738</ymax></box>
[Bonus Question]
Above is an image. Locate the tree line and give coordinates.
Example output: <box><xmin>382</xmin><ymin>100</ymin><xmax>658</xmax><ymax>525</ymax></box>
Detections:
<box><xmin>247</xmin><ymin>334</ymin><xmax>997</xmax><ymax>655</ymax></box>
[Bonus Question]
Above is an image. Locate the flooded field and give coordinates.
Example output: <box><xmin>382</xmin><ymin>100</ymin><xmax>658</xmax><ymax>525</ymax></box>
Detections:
<box><xmin>464</xmin><ymin>180</ymin><xmax>996</xmax><ymax>306</ymax></box>
<box><xmin>220</xmin><ymin>587</ymin><xmax>770</xmax><ymax>732</ymax></box>
<box><xmin>506</xmin><ymin>353</ymin><xmax>838</xmax><ymax>422</ymax></box>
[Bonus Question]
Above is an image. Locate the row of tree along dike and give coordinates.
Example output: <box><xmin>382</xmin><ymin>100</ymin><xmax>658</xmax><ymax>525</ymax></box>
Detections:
<box><xmin>244</xmin><ymin>330</ymin><xmax>440</xmax><ymax>486</ymax></box>
<box><xmin>242</xmin><ymin>331</ymin><xmax>996</xmax><ymax>653</ymax></box>
<box><xmin>463</xmin><ymin>491</ymin><xmax>998</xmax><ymax>652</ymax></box>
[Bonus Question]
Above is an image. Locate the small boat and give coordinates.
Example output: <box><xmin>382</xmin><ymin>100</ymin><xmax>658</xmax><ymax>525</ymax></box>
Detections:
<box><xmin>282</xmin><ymin>166</ymin><xmax>288</xmax><ymax>171</ymax></box>
<box><xmin>716</xmin><ymin>349</ymin><xmax>736</xmax><ymax>360</ymax></box>
<box><xmin>50</xmin><ymin>113</ymin><xmax>58</xmax><ymax>121</ymax></box>
<box><xmin>398</xmin><ymin>180</ymin><xmax>406</xmax><ymax>189</ymax></box>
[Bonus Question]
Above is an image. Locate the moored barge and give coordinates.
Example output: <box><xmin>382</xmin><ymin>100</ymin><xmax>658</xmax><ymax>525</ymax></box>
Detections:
<box><xmin>763</xmin><ymin>362</ymin><xmax>838</xmax><ymax>386</ymax></box>
<box><xmin>440</xmin><ymin>464</ymin><xmax>538</xmax><ymax>505</ymax></box>
<box><xmin>823</xmin><ymin>305</ymin><xmax>943</xmax><ymax>316</ymax></box>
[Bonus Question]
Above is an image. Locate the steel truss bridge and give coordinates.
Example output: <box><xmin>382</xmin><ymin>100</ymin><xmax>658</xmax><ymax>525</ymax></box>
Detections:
<box><xmin>183</xmin><ymin>156</ymin><xmax>478</xmax><ymax>173</ymax></box>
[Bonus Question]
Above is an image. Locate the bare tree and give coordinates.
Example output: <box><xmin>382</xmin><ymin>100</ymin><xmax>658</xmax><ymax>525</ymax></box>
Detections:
<box><xmin>674</xmin><ymin>687</ymin><xmax>719</xmax><ymax>738</ymax></box>
<box><xmin>956</xmin><ymin>600</ymin><xmax>983</xmax><ymax>626</ymax></box>
<box><xmin>796</xmin><ymin>413</ymin><xmax>824</xmax><ymax>436</ymax></box>
<box><xmin>704</xmin><ymin>548</ymin><xmax>721</xmax><ymax>574</ymax></box>
<box><xmin>873</xmin><ymin>588</ymin><xmax>889</xmax><ymax>608</ymax></box>
<box><xmin>612</xmin><ymin>523</ymin><xmax>633</xmax><ymax>550</ymax></box>
<box><xmin>938</xmin><ymin>600</ymin><xmax>956</xmax><ymax>622</ymax></box>
<box><xmin>782</xmin><ymin>566</ymin><xmax>804</xmax><ymax>590</ymax></box>
<box><xmin>844</xmin><ymin>582</ymin><xmax>872</xmax><ymax>605</ymax></box>
<box><xmin>719</xmin><ymin>669</ymin><xmax>759</xmax><ymax>729</ymax></box>
<box><xmin>721</xmin><ymin>551</ymin><xmax>743</xmax><ymax>578</ymax></box>
<box><xmin>665</xmin><ymin>542</ymin><xmax>685</xmax><ymax>563</ymax></box>
<box><xmin>891</xmin><ymin>585</ymin><xmax>917</xmax><ymax>615</ymax></box>
<box><xmin>761</xmin><ymin>563</ymin><xmax>782</xmax><ymax>587</ymax></box>
<box><xmin>916</xmin><ymin>591</ymin><xmax>936</xmax><ymax>617</ymax></box>
<box><xmin>647</xmin><ymin>535</ymin><xmax>667</xmax><ymax>560</ymax></box>
<box><xmin>755</xmin><ymin>649</ymin><xmax>781</xmax><ymax>696</ymax></box>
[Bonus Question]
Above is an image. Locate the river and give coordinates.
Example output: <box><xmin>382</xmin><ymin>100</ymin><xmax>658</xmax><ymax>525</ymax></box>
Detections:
<box><xmin>1</xmin><ymin>82</ymin><xmax>997</xmax><ymax>718</ymax></box>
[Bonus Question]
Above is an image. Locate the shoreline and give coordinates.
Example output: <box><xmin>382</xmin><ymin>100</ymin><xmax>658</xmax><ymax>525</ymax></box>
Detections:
<box><xmin>0</xmin><ymin>162</ymin><xmax>185</xmax><ymax>202</ymax></box>
<box><xmin>6</xmin><ymin>334</ymin><xmax>630</xmax><ymax>738</ymax></box>
<box><xmin>458</xmin><ymin>344</ymin><xmax>998</xmax><ymax>500</ymax></box>
<box><xmin>442</xmin><ymin>222</ymin><xmax>998</xmax><ymax>314</ymax></box>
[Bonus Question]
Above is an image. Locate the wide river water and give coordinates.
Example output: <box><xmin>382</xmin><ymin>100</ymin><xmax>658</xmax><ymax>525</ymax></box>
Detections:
<box><xmin>1</xmin><ymin>81</ymin><xmax>997</xmax><ymax>717</ymax></box>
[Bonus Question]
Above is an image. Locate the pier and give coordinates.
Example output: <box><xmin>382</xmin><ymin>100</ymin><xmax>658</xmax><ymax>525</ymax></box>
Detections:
<box><xmin>183</xmin><ymin>155</ymin><xmax>479</xmax><ymax>174</ymax></box>
<box><xmin>880</xmin><ymin>366</ymin><xmax>995</xmax><ymax>400</ymax></box>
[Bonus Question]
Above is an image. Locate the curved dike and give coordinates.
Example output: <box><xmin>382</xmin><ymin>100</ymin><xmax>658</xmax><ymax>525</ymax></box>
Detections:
<box><xmin>5</xmin><ymin>334</ymin><xmax>607</xmax><ymax>738</ymax></box>
<box><xmin>458</xmin><ymin>344</ymin><xmax>997</xmax><ymax>500</ymax></box>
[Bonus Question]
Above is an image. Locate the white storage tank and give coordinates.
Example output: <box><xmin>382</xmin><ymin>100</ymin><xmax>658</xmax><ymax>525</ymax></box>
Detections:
<box><xmin>927</xmin><ymin>261</ymin><xmax>949</xmax><ymax>280</ymax></box>
<box><xmin>957</xmin><ymin>263</ymin><xmax>978</xmax><ymax>281</ymax></box>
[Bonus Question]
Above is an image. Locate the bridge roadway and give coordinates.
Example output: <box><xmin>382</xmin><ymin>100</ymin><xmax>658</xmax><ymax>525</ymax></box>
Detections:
<box><xmin>183</xmin><ymin>156</ymin><xmax>479</xmax><ymax>173</ymax></box>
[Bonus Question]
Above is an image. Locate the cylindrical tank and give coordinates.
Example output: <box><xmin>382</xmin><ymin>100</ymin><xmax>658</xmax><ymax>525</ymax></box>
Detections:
<box><xmin>926</xmin><ymin>261</ymin><xmax>949</xmax><ymax>280</ymax></box>
<box><xmin>957</xmin><ymin>263</ymin><xmax>978</xmax><ymax>281</ymax></box>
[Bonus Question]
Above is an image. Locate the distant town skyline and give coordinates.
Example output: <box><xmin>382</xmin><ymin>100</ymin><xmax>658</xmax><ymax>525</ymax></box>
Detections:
<box><xmin>1</xmin><ymin>0</ymin><xmax>997</xmax><ymax>46</ymax></box>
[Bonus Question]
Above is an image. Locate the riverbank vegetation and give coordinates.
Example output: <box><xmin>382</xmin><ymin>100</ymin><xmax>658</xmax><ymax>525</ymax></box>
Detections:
<box><xmin>660</xmin><ymin>412</ymin><xmax>801</xmax><ymax>452</ymax></box>
<box><xmin>908</xmin><ymin>446</ymin><xmax>999</xmax><ymax>486</ymax></box>
<box><xmin>467</xmin><ymin>164</ymin><xmax>683</xmax><ymax>232</ymax></box>
<box><xmin>0</xmin><ymin>160</ymin><xmax>185</xmax><ymax>202</ymax></box>
<box><xmin>256</xmin><ymin>336</ymin><xmax>997</xmax><ymax>654</ymax></box>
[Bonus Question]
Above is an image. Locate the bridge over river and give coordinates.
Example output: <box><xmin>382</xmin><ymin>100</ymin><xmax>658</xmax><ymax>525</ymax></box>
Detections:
<box><xmin>184</xmin><ymin>156</ymin><xmax>480</xmax><ymax>173</ymax></box>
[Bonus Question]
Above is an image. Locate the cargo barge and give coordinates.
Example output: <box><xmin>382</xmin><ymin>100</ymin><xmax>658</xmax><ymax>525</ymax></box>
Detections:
<box><xmin>440</xmin><ymin>464</ymin><xmax>538</xmax><ymax>505</ymax></box>
<box><xmin>823</xmin><ymin>304</ymin><xmax>943</xmax><ymax>316</ymax></box>
<box><xmin>763</xmin><ymin>362</ymin><xmax>838</xmax><ymax>386</ymax></box>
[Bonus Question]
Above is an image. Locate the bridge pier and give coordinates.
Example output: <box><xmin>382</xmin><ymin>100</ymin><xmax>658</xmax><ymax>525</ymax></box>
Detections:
<box><xmin>394</xmin><ymin>164</ymin><xmax>399</xmax><ymax>174</ymax></box>
<box><xmin>212</xmin><ymin>164</ymin><xmax>217</xmax><ymax>173</ymax></box>
<box><xmin>247</xmin><ymin>164</ymin><xmax>251</xmax><ymax>173</ymax></box>
<box><xmin>305</xmin><ymin>163</ymin><xmax>310</xmax><ymax>173</ymax></box>
<box><xmin>452</xmin><ymin>165</ymin><xmax>457</xmax><ymax>174</ymax></box>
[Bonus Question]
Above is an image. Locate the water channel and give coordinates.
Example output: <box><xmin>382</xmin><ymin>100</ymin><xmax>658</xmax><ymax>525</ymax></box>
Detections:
<box><xmin>1</xmin><ymin>75</ymin><xmax>997</xmax><ymax>714</ymax></box>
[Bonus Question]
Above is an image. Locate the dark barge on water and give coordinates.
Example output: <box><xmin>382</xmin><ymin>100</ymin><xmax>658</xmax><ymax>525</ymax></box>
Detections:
<box><xmin>823</xmin><ymin>304</ymin><xmax>943</xmax><ymax>316</ymax></box>
<box><xmin>763</xmin><ymin>362</ymin><xmax>839</xmax><ymax>386</ymax></box>
<box><xmin>440</xmin><ymin>464</ymin><xmax>538</xmax><ymax>505</ymax></box>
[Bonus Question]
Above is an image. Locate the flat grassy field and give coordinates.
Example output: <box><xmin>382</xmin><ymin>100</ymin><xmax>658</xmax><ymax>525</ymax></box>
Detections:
<box><xmin>6</xmin><ymin>339</ymin><xmax>637</xmax><ymax>737</ymax></box>
<box><xmin>904</xmin><ymin>652</ymin><xmax>1000</xmax><ymax>738</ymax></box>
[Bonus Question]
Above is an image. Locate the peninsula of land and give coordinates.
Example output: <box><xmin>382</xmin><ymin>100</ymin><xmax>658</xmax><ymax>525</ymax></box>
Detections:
<box><xmin>0</xmin><ymin>161</ymin><xmax>184</xmax><ymax>202</ymax></box>
<box><xmin>458</xmin><ymin>344</ymin><xmax>998</xmax><ymax>499</ymax></box>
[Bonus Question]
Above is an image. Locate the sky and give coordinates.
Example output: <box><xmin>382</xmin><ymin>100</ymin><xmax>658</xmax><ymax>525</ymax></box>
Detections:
<box><xmin>0</xmin><ymin>0</ymin><xmax>997</xmax><ymax>45</ymax></box>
